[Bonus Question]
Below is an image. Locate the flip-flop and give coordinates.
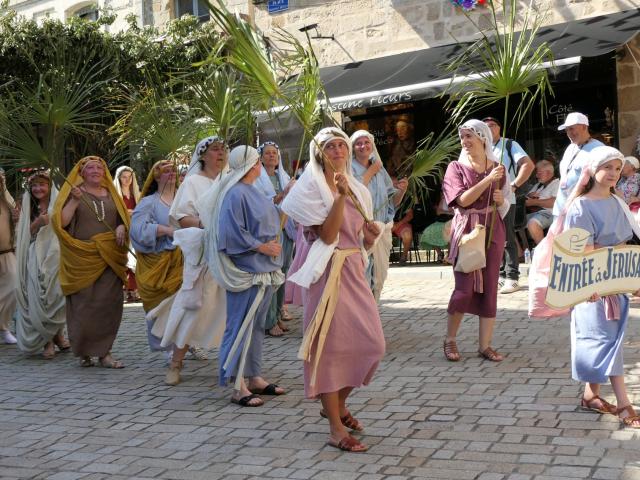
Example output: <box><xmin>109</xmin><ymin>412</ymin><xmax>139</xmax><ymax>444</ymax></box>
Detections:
<box><xmin>326</xmin><ymin>435</ymin><xmax>368</xmax><ymax>452</ymax></box>
<box><xmin>230</xmin><ymin>393</ymin><xmax>264</xmax><ymax>407</ymax></box>
<box><xmin>249</xmin><ymin>383</ymin><xmax>285</xmax><ymax>396</ymax></box>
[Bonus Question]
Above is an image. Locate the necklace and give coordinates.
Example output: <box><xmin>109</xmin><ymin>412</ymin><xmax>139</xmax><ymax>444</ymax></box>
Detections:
<box><xmin>92</xmin><ymin>200</ymin><xmax>105</xmax><ymax>222</ymax></box>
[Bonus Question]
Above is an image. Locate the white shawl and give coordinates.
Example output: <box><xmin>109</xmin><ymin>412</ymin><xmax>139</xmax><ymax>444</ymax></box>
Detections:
<box><xmin>254</xmin><ymin>145</ymin><xmax>291</xmax><ymax>200</ymax></box>
<box><xmin>281</xmin><ymin>127</ymin><xmax>378</xmax><ymax>288</ymax></box>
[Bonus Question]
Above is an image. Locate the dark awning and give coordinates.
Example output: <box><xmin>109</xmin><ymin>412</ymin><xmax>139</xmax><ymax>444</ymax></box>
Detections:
<box><xmin>321</xmin><ymin>8</ymin><xmax>640</xmax><ymax>111</ymax></box>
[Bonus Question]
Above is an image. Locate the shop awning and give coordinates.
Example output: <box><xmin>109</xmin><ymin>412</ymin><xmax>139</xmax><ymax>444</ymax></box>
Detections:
<box><xmin>321</xmin><ymin>8</ymin><xmax>640</xmax><ymax>111</ymax></box>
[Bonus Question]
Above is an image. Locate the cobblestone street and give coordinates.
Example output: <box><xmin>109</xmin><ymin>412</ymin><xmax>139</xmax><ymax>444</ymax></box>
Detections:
<box><xmin>2</xmin><ymin>266</ymin><xmax>640</xmax><ymax>480</ymax></box>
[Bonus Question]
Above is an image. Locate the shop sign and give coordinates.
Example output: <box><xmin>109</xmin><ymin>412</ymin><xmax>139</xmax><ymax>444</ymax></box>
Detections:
<box><xmin>331</xmin><ymin>91</ymin><xmax>413</xmax><ymax>111</ymax></box>
<box><xmin>547</xmin><ymin>103</ymin><xmax>574</xmax><ymax>125</ymax></box>
<box><xmin>546</xmin><ymin>227</ymin><xmax>640</xmax><ymax>309</ymax></box>
<box><xmin>268</xmin><ymin>0</ymin><xmax>288</xmax><ymax>14</ymax></box>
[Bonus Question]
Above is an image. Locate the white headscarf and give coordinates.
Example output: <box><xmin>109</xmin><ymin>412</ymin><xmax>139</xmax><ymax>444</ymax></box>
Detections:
<box><xmin>254</xmin><ymin>141</ymin><xmax>291</xmax><ymax>200</ymax></box>
<box><xmin>350</xmin><ymin>129</ymin><xmax>383</xmax><ymax>164</ymax></box>
<box><xmin>187</xmin><ymin>136</ymin><xmax>227</xmax><ymax>177</ymax></box>
<box><xmin>113</xmin><ymin>165</ymin><xmax>141</xmax><ymax>202</ymax></box>
<box><xmin>281</xmin><ymin>127</ymin><xmax>376</xmax><ymax>288</ymax></box>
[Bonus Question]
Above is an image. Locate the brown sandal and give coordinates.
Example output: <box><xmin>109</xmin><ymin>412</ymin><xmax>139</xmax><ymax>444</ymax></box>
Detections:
<box><xmin>478</xmin><ymin>346</ymin><xmax>504</xmax><ymax>362</ymax></box>
<box><xmin>320</xmin><ymin>410</ymin><xmax>364</xmax><ymax>431</ymax></box>
<box><xmin>580</xmin><ymin>395</ymin><xmax>617</xmax><ymax>415</ymax></box>
<box><xmin>327</xmin><ymin>434</ymin><xmax>368</xmax><ymax>452</ymax></box>
<box><xmin>444</xmin><ymin>339</ymin><xmax>460</xmax><ymax>362</ymax></box>
<box><xmin>616</xmin><ymin>405</ymin><xmax>640</xmax><ymax>428</ymax></box>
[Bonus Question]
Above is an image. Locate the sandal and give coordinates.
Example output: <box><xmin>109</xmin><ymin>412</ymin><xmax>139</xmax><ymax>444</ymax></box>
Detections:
<box><xmin>277</xmin><ymin>320</ymin><xmax>290</xmax><ymax>332</ymax></box>
<box><xmin>478</xmin><ymin>346</ymin><xmax>504</xmax><ymax>362</ymax></box>
<box><xmin>266</xmin><ymin>325</ymin><xmax>284</xmax><ymax>337</ymax></box>
<box><xmin>98</xmin><ymin>355</ymin><xmax>125</xmax><ymax>369</ymax></box>
<box><xmin>79</xmin><ymin>356</ymin><xmax>94</xmax><ymax>367</ymax></box>
<box><xmin>443</xmin><ymin>338</ymin><xmax>460</xmax><ymax>362</ymax></box>
<box><xmin>230</xmin><ymin>393</ymin><xmax>264</xmax><ymax>407</ymax></box>
<box><xmin>320</xmin><ymin>410</ymin><xmax>364</xmax><ymax>431</ymax></box>
<box><xmin>580</xmin><ymin>395</ymin><xmax>617</xmax><ymax>415</ymax></box>
<box><xmin>327</xmin><ymin>435</ymin><xmax>368</xmax><ymax>452</ymax></box>
<box><xmin>616</xmin><ymin>405</ymin><xmax>640</xmax><ymax>428</ymax></box>
<box><xmin>53</xmin><ymin>335</ymin><xmax>71</xmax><ymax>351</ymax></box>
<box><xmin>249</xmin><ymin>383</ymin><xmax>285</xmax><ymax>396</ymax></box>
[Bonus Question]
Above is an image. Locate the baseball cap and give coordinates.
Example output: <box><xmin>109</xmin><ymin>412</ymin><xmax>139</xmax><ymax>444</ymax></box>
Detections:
<box><xmin>482</xmin><ymin>116</ymin><xmax>502</xmax><ymax>128</ymax></box>
<box><xmin>558</xmin><ymin>112</ymin><xmax>589</xmax><ymax>131</ymax></box>
<box><xmin>625</xmin><ymin>156</ymin><xmax>640</xmax><ymax>169</ymax></box>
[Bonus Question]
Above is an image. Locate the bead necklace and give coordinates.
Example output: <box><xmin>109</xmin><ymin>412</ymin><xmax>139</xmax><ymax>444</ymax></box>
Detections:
<box><xmin>92</xmin><ymin>199</ymin><xmax>105</xmax><ymax>222</ymax></box>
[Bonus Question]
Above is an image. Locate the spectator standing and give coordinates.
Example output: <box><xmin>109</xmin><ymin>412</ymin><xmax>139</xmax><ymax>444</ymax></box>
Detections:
<box><xmin>483</xmin><ymin>117</ymin><xmax>534</xmax><ymax>294</ymax></box>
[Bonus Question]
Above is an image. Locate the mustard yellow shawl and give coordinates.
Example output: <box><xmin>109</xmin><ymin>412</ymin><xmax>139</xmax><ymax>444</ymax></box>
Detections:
<box><xmin>51</xmin><ymin>157</ymin><xmax>130</xmax><ymax>296</ymax></box>
<box><xmin>136</xmin><ymin>248</ymin><xmax>183</xmax><ymax>311</ymax></box>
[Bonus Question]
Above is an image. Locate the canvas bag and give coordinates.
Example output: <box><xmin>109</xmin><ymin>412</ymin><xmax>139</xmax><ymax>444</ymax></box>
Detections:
<box><xmin>454</xmin><ymin>223</ymin><xmax>487</xmax><ymax>273</ymax></box>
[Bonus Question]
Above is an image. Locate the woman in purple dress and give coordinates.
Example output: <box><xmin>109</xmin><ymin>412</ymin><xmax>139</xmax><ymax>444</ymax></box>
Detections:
<box><xmin>442</xmin><ymin>119</ymin><xmax>510</xmax><ymax>362</ymax></box>
<box><xmin>282</xmin><ymin>127</ymin><xmax>385</xmax><ymax>453</ymax></box>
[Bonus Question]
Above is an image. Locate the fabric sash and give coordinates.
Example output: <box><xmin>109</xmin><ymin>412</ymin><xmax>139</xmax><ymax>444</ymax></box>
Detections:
<box><xmin>136</xmin><ymin>248</ymin><xmax>184</xmax><ymax>312</ymax></box>
<box><xmin>298</xmin><ymin>248</ymin><xmax>360</xmax><ymax>386</ymax></box>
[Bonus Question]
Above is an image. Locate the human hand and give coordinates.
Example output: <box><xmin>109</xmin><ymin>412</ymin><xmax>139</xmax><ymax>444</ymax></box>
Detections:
<box><xmin>38</xmin><ymin>212</ymin><xmax>49</xmax><ymax>227</ymax></box>
<box><xmin>257</xmin><ymin>240</ymin><xmax>281</xmax><ymax>257</ymax></box>
<box><xmin>115</xmin><ymin>224</ymin><xmax>126</xmax><ymax>247</ymax></box>
<box><xmin>11</xmin><ymin>208</ymin><xmax>20</xmax><ymax>223</ymax></box>
<box><xmin>284</xmin><ymin>178</ymin><xmax>296</xmax><ymax>194</ymax></box>
<box><xmin>528</xmin><ymin>192</ymin><xmax>540</xmax><ymax>199</ymax></box>
<box><xmin>396</xmin><ymin>177</ymin><xmax>409</xmax><ymax>192</ymax></box>
<box><xmin>488</xmin><ymin>164</ymin><xmax>505</xmax><ymax>183</ymax></box>
<box><xmin>334</xmin><ymin>173</ymin><xmax>349</xmax><ymax>195</ymax></box>
<box><xmin>273</xmin><ymin>192</ymin><xmax>284</xmax><ymax>204</ymax></box>
<box><xmin>368</xmin><ymin>161</ymin><xmax>382</xmax><ymax>175</ymax></box>
<box><xmin>587</xmin><ymin>293</ymin><xmax>601</xmax><ymax>303</ymax></box>
<box><xmin>492</xmin><ymin>189</ymin><xmax>504</xmax><ymax>206</ymax></box>
<box><xmin>70</xmin><ymin>186</ymin><xmax>83</xmax><ymax>201</ymax></box>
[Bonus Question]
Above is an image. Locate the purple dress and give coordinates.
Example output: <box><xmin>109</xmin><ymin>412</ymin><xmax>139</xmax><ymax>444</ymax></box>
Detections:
<box><xmin>443</xmin><ymin>161</ymin><xmax>506</xmax><ymax>318</ymax></box>
<box><xmin>302</xmin><ymin>197</ymin><xmax>386</xmax><ymax>399</ymax></box>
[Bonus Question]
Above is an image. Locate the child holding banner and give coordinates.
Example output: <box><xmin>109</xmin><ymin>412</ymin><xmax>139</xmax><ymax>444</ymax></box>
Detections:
<box><xmin>564</xmin><ymin>145</ymin><xmax>640</xmax><ymax>428</ymax></box>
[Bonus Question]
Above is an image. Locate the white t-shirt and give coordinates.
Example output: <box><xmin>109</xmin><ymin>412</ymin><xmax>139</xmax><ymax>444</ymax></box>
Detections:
<box><xmin>528</xmin><ymin>178</ymin><xmax>559</xmax><ymax>214</ymax></box>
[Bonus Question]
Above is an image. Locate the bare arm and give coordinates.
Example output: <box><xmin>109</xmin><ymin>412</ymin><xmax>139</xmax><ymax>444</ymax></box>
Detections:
<box><xmin>178</xmin><ymin>215</ymin><xmax>201</xmax><ymax>228</ymax></box>
<box><xmin>361</xmin><ymin>161</ymin><xmax>382</xmax><ymax>186</ymax></box>
<box><xmin>60</xmin><ymin>187</ymin><xmax>82</xmax><ymax>228</ymax></box>
<box><xmin>457</xmin><ymin>165</ymin><xmax>505</xmax><ymax>208</ymax></box>
<box><xmin>317</xmin><ymin>173</ymin><xmax>349</xmax><ymax>244</ymax></box>
<box><xmin>513</xmin><ymin>156</ymin><xmax>535</xmax><ymax>188</ymax></box>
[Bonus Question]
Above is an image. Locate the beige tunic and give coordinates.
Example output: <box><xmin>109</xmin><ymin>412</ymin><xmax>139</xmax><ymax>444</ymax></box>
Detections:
<box><xmin>65</xmin><ymin>193</ymin><xmax>123</xmax><ymax>357</ymax></box>
<box><xmin>0</xmin><ymin>198</ymin><xmax>16</xmax><ymax>330</ymax></box>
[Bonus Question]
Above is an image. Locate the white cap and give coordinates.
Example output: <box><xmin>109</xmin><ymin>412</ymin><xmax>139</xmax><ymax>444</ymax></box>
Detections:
<box><xmin>558</xmin><ymin>112</ymin><xmax>589</xmax><ymax>130</ymax></box>
<box><xmin>625</xmin><ymin>156</ymin><xmax>640</xmax><ymax>169</ymax></box>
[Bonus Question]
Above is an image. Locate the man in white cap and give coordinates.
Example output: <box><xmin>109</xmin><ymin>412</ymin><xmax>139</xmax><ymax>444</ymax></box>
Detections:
<box><xmin>553</xmin><ymin>112</ymin><xmax>604</xmax><ymax>217</ymax></box>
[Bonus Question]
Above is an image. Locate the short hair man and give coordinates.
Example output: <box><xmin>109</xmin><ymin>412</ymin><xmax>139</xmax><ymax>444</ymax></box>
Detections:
<box><xmin>483</xmin><ymin>117</ymin><xmax>534</xmax><ymax>294</ymax></box>
<box><xmin>553</xmin><ymin>112</ymin><xmax>604</xmax><ymax>216</ymax></box>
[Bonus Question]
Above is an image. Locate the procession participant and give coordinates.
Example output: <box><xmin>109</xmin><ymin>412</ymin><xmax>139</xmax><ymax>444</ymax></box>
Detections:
<box><xmin>553</xmin><ymin>112</ymin><xmax>604</xmax><ymax>217</ymax></box>
<box><xmin>114</xmin><ymin>165</ymin><xmax>141</xmax><ymax>302</ymax></box>
<box><xmin>205</xmin><ymin>145</ymin><xmax>286</xmax><ymax>407</ymax></box>
<box><xmin>350</xmin><ymin>130</ymin><xmax>407</xmax><ymax>300</ymax></box>
<box><xmin>15</xmin><ymin>171</ymin><xmax>68</xmax><ymax>358</ymax></box>
<box><xmin>281</xmin><ymin>127</ymin><xmax>385</xmax><ymax>453</ymax></box>
<box><xmin>564</xmin><ymin>145</ymin><xmax>640</xmax><ymax>428</ymax></box>
<box><xmin>615</xmin><ymin>156</ymin><xmax>640</xmax><ymax>206</ymax></box>
<box><xmin>52</xmin><ymin>156</ymin><xmax>129</xmax><ymax>368</ymax></box>
<box><xmin>0</xmin><ymin>168</ymin><xmax>18</xmax><ymax>345</ymax></box>
<box><xmin>254</xmin><ymin>141</ymin><xmax>296</xmax><ymax>336</ymax></box>
<box><xmin>442</xmin><ymin>119</ymin><xmax>510</xmax><ymax>362</ymax></box>
<box><xmin>151</xmin><ymin>136</ymin><xmax>228</xmax><ymax>382</ymax></box>
<box><xmin>129</xmin><ymin>161</ymin><xmax>183</xmax><ymax>357</ymax></box>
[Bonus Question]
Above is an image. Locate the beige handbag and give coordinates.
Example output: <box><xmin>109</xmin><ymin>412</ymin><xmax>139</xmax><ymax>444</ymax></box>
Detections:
<box><xmin>454</xmin><ymin>223</ymin><xmax>487</xmax><ymax>273</ymax></box>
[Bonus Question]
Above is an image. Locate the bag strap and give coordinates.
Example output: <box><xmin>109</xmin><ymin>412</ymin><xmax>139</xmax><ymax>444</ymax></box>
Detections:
<box><xmin>505</xmin><ymin>139</ymin><xmax>516</xmax><ymax>176</ymax></box>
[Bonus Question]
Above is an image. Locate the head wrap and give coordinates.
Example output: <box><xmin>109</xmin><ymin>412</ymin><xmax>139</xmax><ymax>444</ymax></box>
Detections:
<box><xmin>625</xmin><ymin>156</ymin><xmax>640</xmax><ymax>170</ymax></box>
<box><xmin>113</xmin><ymin>165</ymin><xmax>141</xmax><ymax>202</ymax></box>
<box><xmin>350</xmin><ymin>130</ymin><xmax>383</xmax><ymax>165</ymax></box>
<box><xmin>255</xmin><ymin>141</ymin><xmax>291</xmax><ymax>201</ymax></box>
<box><xmin>140</xmin><ymin>160</ymin><xmax>177</xmax><ymax>198</ymax></box>
<box><xmin>567</xmin><ymin>145</ymin><xmax>625</xmax><ymax>204</ymax></box>
<box><xmin>457</xmin><ymin>119</ymin><xmax>499</xmax><ymax>166</ymax></box>
<box><xmin>187</xmin><ymin>136</ymin><xmax>227</xmax><ymax>177</ymax></box>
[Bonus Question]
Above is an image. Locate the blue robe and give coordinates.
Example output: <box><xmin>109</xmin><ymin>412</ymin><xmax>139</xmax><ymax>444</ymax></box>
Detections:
<box><xmin>217</xmin><ymin>182</ymin><xmax>283</xmax><ymax>385</ymax></box>
<box><xmin>565</xmin><ymin>196</ymin><xmax>632</xmax><ymax>383</ymax></box>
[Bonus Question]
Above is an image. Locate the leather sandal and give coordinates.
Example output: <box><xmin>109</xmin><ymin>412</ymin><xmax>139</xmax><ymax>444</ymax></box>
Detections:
<box><xmin>478</xmin><ymin>346</ymin><xmax>504</xmax><ymax>362</ymax></box>
<box><xmin>580</xmin><ymin>395</ymin><xmax>617</xmax><ymax>415</ymax></box>
<box><xmin>443</xmin><ymin>338</ymin><xmax>460</xmax><ymax>362</ymax></box>
<box><xmin>320</xmin><ymin>410</ymin><xmax>364</xmax><ymax>431</ymax></box>
<box><xmin>326</xmin><ymin>435</ymin><xmax>368</xmax><ymax>452</ymax></box>
<box><xmin>616</xmin><ymin>405</ymin><xmax>640</xmax><ymax>428</ymax></box>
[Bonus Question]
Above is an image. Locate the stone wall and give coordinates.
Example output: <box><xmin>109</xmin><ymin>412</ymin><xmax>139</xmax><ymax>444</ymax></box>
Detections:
<box><xmin>617</xmin><ymin>34</ymin><xmax>640</xmax><ymax>156</ymax></box>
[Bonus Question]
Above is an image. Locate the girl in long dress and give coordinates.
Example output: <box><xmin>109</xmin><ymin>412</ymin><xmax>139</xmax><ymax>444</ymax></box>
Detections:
<box><xmin>52</xmin><ymin>156</ymin><xmax>129</xmax><ymax>368</ymax></box>
<box><xmin>114</xmin><ymin>166</ymin><xmax>141</xmax><ymax>302</ymax></box>
<box><xmin>0</xmin><ymin>169</ymin><xmax>18</xmax><ymax>345</ymax></box>
<box><xmin>563</xmin><ymin>146</ymin><xmax>640</xmax><ymax>428</ymax></box>
<box><xmin>282</xmin><ymin>127</ymin><xmax>385</xmax><ymax>453</ymax></box>
<box><xmin>129</xmin><ymin>161</ymin><xmax>183</xmax><ymax>359</ymax></box>
<box><xmin>15</xmin><ymin>171</ymin><xmax>68</xmax><ymax>358</ymax></box>
<box><xmin>253</xmin><ymin>141</ymin><xmax>297</xmax><ymax>336</ymax></box>
<box><xmin>442</xmin><ymin>119</ymin><xmax>510</xmax><ymax>362</ymax></box>
<box><xmin>150</xmin><ymin>137</ymin><xmax>227</xmax><ymax>384</ymax></box>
